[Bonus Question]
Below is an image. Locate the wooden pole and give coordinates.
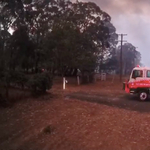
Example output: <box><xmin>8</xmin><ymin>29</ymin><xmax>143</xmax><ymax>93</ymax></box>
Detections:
<box><xmin>77</xmin><ymin>76</ymin><xmax>80</xmax><ymax>85</ymax></box>
<box><xmin>63</xmin><ymin>77</ymin><xmax>66</xmax><ymax>90</ymax></box>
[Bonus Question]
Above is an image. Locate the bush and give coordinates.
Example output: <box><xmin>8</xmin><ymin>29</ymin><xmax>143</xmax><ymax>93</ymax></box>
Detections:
<box><xmin>11</xmin><ymin>71</ymin><xmax>28</xmax><ymax>89</ymax></box>
<box><xmin>0</xmin><ymin>70</ymin><xmax>27</xmax><ymax>87</ymax></box>
<box><xmin>0</xmin><ymin>93</ymin><xmax>8</xmax><ymax>107</ymax></box>
<box><xmin>27</xmin><ymin>72</ymin><xmax>53</xmax><ymax>94</ymax></box>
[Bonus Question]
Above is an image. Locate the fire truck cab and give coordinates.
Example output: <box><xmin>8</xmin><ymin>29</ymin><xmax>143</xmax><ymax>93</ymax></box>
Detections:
<box><xmin>123</xmin><ymin>65</ymin><xmax>150</xmax><ymax>101</ymax></box>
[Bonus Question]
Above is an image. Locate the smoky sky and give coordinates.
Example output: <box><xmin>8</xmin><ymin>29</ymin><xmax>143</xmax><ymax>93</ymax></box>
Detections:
<box><xmin>79</xmin><ymin>0</ymin><xmax>150</xmax><ymax>66</ymax></box>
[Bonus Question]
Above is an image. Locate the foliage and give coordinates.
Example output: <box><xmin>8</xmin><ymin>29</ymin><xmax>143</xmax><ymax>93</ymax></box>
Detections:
<box><xmin>117</xmin><ymin>43</ymin><xmax>141</xmax><ymax>75</ymax></box>
<box><xmin>27</xmin><ymin>72</ymin><xmax>53</xmax><ymax>94</ymax></box>
<box><xmin>0</xmin><ymin>0</ymin><xmax>142</xmax><ymax>101</ymax></box>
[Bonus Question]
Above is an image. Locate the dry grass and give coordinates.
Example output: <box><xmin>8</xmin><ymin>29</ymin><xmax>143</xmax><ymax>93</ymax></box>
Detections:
<box><xmin>2</xmin><ymin>75</ymin><xmax>150</xmax><ymax>150</ymax></box>
<box><xmin>52</xmin><ymin>75</ymin><xmax>127</xmax><ymax>97</ymax></box>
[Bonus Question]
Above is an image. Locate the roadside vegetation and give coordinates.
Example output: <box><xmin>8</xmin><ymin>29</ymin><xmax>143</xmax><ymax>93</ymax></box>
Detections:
<box><xmin>0</xmin><ymin>0</ymin><xmax>142</xmax><ymax>106</ymax></box>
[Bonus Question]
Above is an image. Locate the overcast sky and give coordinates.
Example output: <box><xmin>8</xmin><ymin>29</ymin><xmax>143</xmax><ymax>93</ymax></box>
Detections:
<box><xmin>80</xmin><ymin>0</ymin><xmax>150</xmax><ymax>66</ymax></box>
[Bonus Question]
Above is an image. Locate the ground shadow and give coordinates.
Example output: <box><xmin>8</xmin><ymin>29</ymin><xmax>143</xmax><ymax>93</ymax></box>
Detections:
<box><xmin>67</xmin><ymin>92</ymin><xmax>150</xmax><ymax>113</ymax></box>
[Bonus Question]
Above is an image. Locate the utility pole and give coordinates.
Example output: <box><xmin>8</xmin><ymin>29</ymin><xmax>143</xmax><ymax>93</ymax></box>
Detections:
<box><xmin>134</xmin><ymin>47</ymin><xmax>138</xmax><ymax>67</ymax></box>
<box><xmin>118</xmin><ymin>34</ymin><xmax>127</xmax><ymax>82</ymax></box>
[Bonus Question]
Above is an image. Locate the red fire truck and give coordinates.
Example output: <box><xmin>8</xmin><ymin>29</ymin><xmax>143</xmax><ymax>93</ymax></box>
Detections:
<box><xmin>123</xmin><ymin>65</ymin><xmax>150</xmax><ymax>101</ymax></box>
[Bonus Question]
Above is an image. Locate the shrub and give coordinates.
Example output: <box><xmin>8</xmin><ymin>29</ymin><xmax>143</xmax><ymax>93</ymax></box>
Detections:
<box><xmin>0</xmin><ymin>93</ymin><xmax>8</xmax><ymax>107</ymax></box>
<box><xmin>27</xmin><ymin>72</ymin><xmax>53</xmax><ymax>94</ymax></box>
<box><xmin>10</xmin><ymin>71</ymin><xmax>28</xmax><ymax>89</ymax></box>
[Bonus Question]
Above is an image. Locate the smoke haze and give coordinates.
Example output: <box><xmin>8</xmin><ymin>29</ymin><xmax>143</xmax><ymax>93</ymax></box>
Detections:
<box><xmin>79</xmin><ymin>0</ymin><xmax>150</xmax><ymax>66</ymax></box>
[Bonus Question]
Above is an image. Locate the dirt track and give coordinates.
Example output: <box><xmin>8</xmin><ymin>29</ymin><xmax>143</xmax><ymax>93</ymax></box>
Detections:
<box><xmin>68</xmin><ymin>92</ymin><xmax>150</xmax><ymax>113</ymax></box>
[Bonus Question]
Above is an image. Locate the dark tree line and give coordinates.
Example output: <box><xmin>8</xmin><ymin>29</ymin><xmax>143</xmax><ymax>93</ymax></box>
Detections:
<box><xmin>103</xmin><ymin>42</ymin><xmax>141</xmax><ymax>74</ymax></box>
<box><xmin>0</xmin><ymin>0</ymin><xmax>141</xmax><ymax>99</ymax></box>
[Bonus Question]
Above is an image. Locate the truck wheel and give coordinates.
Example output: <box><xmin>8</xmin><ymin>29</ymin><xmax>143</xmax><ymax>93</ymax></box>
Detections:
<box><xmin>139</xmin><ymin>91</ymin><xmax>148</xmax><ymax>101</ymax></box>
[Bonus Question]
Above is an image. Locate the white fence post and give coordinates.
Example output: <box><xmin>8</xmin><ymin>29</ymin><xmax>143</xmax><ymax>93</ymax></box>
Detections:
<box><xmin>77</xmin><ymin>69</ymin><xmax>81</xmax><ymax>85</ymax></box>
<box><xmin>63</xmin><ymin>77</ymin><xmax>66</xmax><ymax>90</ymax></box>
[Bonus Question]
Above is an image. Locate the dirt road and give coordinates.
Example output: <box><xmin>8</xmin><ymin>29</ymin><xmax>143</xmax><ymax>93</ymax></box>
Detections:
<box><xmin>0</xmin><ymin>93</ymin><xmax>150</xmax><ymax>150</ymax></box>
<box><xmin>68</xmin><ymin>92</ymin><xmax>150</xmax><ymax>113</ymax></box>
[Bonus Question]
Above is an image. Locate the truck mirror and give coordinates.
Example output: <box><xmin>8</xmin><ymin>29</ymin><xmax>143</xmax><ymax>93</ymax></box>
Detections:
<box><xmin>132</xmin><ymin>76</ymin><xmax>136</xmax><ymax>79</ymax></box>
<box><xmin>132</xmin><ymin>75</ymin><xmax>136</xmax><ymax>79</ymax></box>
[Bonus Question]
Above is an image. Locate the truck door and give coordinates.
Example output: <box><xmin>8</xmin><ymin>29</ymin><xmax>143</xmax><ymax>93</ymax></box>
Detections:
<box><xmin>131</xmin><ymin>69</ymin><xmax>143</xmax><ymax>81</ymax></box>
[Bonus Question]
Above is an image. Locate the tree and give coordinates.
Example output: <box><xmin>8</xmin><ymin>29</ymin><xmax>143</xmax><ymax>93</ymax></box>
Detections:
<box><xmin>0</xmin><ymin>0</ymin><xmax>142</xmax><ymax>101</ymax></box>
<box><xmin>116</xmin><ymin>43</ymin><xmax>141</xmax><ymax>75</ymax></box>
<box><xmin>69</xmin><ymin>1</ymin><xmax>118</xmax><ymax>72</ymax></box>
<box><xmin>7</xmin><ymin>25</ymin><xmax>35</xmax><ymax>72</ymax></box>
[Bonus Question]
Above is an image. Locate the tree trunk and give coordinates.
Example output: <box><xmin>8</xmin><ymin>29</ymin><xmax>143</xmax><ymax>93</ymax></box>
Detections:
<box><xmin>5</xmin><ymin>82</ymin><xmax>9</xmax><ymax>100</ymax></box>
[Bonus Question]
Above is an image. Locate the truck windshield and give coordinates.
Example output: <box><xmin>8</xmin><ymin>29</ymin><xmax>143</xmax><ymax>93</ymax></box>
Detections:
<box><xmin>132</xmin><ymin>70</ymin><xmax>143</xmax><ymax>78</ymax></box>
